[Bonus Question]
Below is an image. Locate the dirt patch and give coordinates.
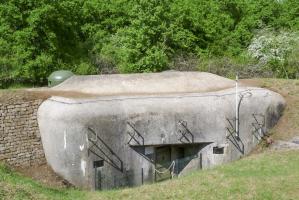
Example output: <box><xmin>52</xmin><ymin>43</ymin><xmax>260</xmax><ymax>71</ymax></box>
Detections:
<box><xmin>0</xmin><ymin>89</ymin><xmax>96</xmax><ymax>103</ymax></box>
<box><xmin>15</xmin><ymin>164</ymin><xmax>72</xmax><ymax>189</ymax></box>
<box><xmin>239</xmin><ymin>79</ymin><xmax>262</xmax><ymax>87</ymax></box>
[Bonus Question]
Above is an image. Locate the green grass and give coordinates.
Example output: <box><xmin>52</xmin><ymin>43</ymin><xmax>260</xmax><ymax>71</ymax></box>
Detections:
<box><xmin>0</xmin><ymin>82</ymin><xmax>35</xmax><ymax>90</ymax></box>
<box><xmin>1</xmin><ymin>150</ymin><xmax>299</xmax><ymax>200</ymax></box>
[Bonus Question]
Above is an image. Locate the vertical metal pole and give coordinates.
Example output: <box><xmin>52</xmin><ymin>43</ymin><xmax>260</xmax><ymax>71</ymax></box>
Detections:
<box><xmin>94</xmin><ymin>168</ymin><xmax>97</xmax><ymax>190</ymax></box>
<box><xmin>175</xmin><ymin>159</ymin><xmax>178</xmax><ymax>175</ymax></box>
<box><xmin>199</xmin><ymin>153</ymin><xmax>203</xmax><ymax>169</ymax></box>
<box><xmin>235</xmin><ymin>73</ymin><xmax>239</xmax><ymax>137</ymax></box>
<box><xmin>99</xmin><ymin>169</ymin><xmax>102</xmax><ymax>190</ymax></box>
<box><xmin>141</xmin><ymin>168</ymin><xmax>144</xmax><ymax>185</ymax></box>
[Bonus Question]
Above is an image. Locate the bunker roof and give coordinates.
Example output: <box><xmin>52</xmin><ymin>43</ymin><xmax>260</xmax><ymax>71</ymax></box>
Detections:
<box><xmin>51</xmin><ymin>71</ymin><xmax>235</xmax><ymax>97</ymax></box>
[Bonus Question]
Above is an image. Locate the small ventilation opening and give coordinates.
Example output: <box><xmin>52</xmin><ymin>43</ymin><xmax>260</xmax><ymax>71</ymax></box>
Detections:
<box><xmin>94</xmin><ymin>160</ymin><xmax>104</xmax><ymax>168</ymax></box>
<box><xmin>213</xmin><ymin>147</ymin><xmax>224</xmax><ymax>154</ymax></box>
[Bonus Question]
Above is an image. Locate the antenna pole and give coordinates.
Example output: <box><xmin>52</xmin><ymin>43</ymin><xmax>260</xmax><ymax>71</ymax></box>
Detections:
<box><xmin>235</xmin><ymin>73</ymin><xmax>239</xmax><ymax>137</ymax></box>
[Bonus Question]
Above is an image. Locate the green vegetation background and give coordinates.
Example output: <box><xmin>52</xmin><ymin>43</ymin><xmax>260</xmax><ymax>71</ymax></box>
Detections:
<box><xmin>0</xmin><ymin>0</ymin><xmax>298</xmax><ymax>88</ymax></box>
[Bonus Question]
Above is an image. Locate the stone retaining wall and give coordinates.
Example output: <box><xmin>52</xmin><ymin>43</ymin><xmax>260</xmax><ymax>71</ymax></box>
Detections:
<box><xmin>0</xmin><ymin>99</ymin><xmax>46</xmax><ymax>167</ymax></box>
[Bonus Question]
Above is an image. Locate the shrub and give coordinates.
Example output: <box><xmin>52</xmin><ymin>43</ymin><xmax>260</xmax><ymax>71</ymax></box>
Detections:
<box><xmin>197</xmin><ymin>55</ymin><xmax>274</xmax><ymax>79</ymax></box>
<box><xmin>248</xmin><ymin>29</ymin><xmax>299</xmax><ymax>78</ymax></box>
<box><xmin>74</xmin><ymin>62</ymin><xmax>97</xmax><ymax>75</ymax></box>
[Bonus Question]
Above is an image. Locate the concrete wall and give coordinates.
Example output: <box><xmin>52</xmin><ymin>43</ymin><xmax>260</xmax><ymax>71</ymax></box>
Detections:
<box><xmin>38</xmin><ymin>86</ymin><xmax>285</xmax><ymax>190</ymax></box>
<box><xmin>0</xmin><ymin>100</ymin><xmax>46</xmax><ymax>167</ymax></box>
<box><xmin>52</xmin><ymin>72</ymin><xmax>235</xmax><ymax>95</ymax></box>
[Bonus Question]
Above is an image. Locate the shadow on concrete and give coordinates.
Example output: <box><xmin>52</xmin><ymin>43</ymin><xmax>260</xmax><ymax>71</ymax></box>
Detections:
<box><xmin>177</xmin><ymin>120</ymin><xmax>194</xmax><ymax>143</ymax></box>
<box><xmin>251</xmin><ymin>113</ymin><xmax>266</xmax><ymax>140</ymax></box>
<box><xmin>126</xmin><ymin>122</ymin><xmax>144</xmax><ymax>146</ymax></box>
<box><xmin>87</xmin><ymin>127</ymin><xmax>123</xmax><ymax>172</ymax></box>
<box><xmin>226</xmin><ymin>118</ymin><xmax>245</xmax><ymax>154</ymax></box>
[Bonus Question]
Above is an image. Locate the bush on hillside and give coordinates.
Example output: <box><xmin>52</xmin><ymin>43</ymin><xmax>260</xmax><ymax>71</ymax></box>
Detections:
<box><xmin>0</xmin><ymin>0</ymin><xmax>298</xmax><ymax>87</ymax></box>
<box><xmin>248</xmin><ymin>29</ymin><xmax>299</xmax><ymax>78</ymax></box>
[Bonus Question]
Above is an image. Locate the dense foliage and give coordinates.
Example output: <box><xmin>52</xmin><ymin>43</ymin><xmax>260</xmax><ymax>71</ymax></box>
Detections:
<box><xmin>0</xmin><ymin>0</ymin><xmax>298</xmax><ymax>87</ymax></box>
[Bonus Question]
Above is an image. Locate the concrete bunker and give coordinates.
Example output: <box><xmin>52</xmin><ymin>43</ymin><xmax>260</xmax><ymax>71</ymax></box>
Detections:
<box><xmin>37</xmin><ymin>72</ymin><xmax>285</xmax><ymax>190</ymax></box>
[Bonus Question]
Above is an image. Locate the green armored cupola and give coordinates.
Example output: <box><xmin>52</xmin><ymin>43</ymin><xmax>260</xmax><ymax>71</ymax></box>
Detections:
<box><xmin>48</xmin><ymin>70</ymin><xmax>74</xmax><ymax>87</ymax></box>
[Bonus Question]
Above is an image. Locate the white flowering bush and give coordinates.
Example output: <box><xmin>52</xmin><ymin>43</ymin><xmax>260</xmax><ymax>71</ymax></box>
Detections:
<box><xmin>248</xmin><ymin>29</ymin><xmax>299</xmax><ymax>64</ymax></box>
<box><xmin>247</xmin><ymin>29</ymin><xmax>299</xmax><ymax>78</ymax></box>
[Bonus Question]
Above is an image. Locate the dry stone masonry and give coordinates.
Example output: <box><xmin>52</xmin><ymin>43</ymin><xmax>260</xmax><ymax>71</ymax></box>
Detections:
<box><xmin>0</xmin><ymin>99</ymin><xmax>46</xmax><ymax>167</ymax></box>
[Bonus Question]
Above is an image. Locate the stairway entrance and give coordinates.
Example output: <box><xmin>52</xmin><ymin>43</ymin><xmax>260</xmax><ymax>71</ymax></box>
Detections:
<box><xmin>132</xmin><ymin>143</ymin><xmax>211</xmax><ymax>184</ymax></box>
<box><xmin>155</xmin><ymin>146</ymin><xmax>172</xmax><ymax>182</ymax></box>
<box><xmin>154</xmin><ymin>144</ymin><xmax>200</xmax><ymax>182</ymax></box>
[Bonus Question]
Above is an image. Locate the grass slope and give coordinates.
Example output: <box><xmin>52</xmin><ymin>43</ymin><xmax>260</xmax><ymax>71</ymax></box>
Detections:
<box><xmin>258</xmin><ymin>79</ymin><xmax>299</xmax><ymax>141</ymax></box>
<box><xmin>97</xmin><ymin>150</ymin><xmax>299</xmax><ymax>200</ymax></box>
<box><xmin>1</xmin><ymin>150</ymin><xmax>299</xmax><ymax>200</ymax></box>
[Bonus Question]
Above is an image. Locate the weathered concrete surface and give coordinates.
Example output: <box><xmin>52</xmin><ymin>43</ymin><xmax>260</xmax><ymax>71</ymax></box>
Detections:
<box><xmin>38</xmin><ymin>72</ymin><xmax>285</xmax><ymax>190</ymax></box>
<box><xmin>52</xmin><ymin>71</ymin><xmax>235</xmax><ymax>96</ymax></box>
